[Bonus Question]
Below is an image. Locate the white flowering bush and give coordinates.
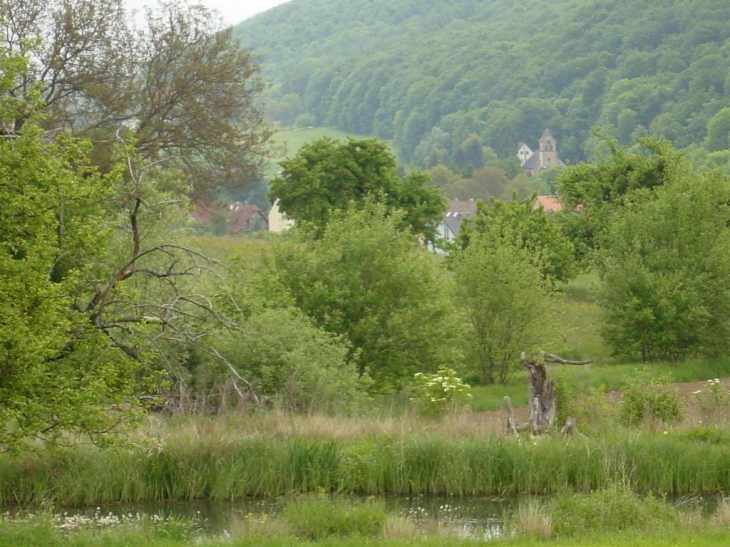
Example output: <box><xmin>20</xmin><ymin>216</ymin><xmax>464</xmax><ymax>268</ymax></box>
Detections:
<box><xmin>411</xmin><ymin>366</ymin><xmax>472</xmax><ymax>416</ymax></box>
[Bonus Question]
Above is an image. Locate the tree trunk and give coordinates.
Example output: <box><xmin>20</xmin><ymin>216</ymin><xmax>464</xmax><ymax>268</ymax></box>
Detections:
<box><xmin>504</xmin><ymin>350</ymin><xmax>598</xmax><ymax>435</ymax></box>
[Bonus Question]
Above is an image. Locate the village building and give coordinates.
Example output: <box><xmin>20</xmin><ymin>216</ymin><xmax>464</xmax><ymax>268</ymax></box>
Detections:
<box><xmin>191</xmin><ymin>201</ymin><xmax>269</xmax><ymax>234</ymax></box>
<box><xmin>267</xmin><ymin>199</ymin><xmax>295</xmax><ymax>233</ymax></box>
<box><xmin>431</xmin><ymin>199</ymin><xmax>478</xmax><ymax>253</ymax></box>
<box><xmin>517</xmin><ymin>129</ymin><xmax>564</xmax><ymax>176</ymax></box>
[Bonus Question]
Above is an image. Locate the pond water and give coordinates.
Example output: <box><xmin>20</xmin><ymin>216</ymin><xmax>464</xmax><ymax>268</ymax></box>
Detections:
<box><xmin>42</xmin><ymin>496</ymin><xmax>515</xmax><ymax>540</ymax></box>
<box><xmin>6</xmin><ymin>494</ymin><xmax>720</xmax><ymax>540</ymax></box>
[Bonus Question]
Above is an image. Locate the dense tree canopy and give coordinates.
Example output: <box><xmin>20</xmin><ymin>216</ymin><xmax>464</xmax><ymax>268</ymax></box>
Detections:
<box><xmin>457</xmin><ymin>195</ymin><xmax>576</xmax><ymax>284</ymax></box>
<box><xmin>557</xmin><ymin>135</ymin><xmax>683</xmax><ymax>255</ymax></box>
<box><xmin>254</xmin><ymin>204</ymin><xmax>458</xmax><ymax>392</ymax></box>
<box><xmin>597</xmin><ymin>162</ymin><xmax>730</xmax><ymax>361</ymax></box>
<box><xmin>0</xmin><ymin>58</ymin><xmax>142</xmax><ymax>450</ymax></box>
<box><xmin>268</xmin><ymin>137</ymin><xmax>446</xmax><ymax>240</ymax></box>
<box><xmin>0</xmin><ymin>19</ymin><xmax>264</xmax><ymax>448</ymax></box>
<box><xmin>237</xmin><ymin>0</ymin><xmax>728</xmax><ymax>170</ymax></box>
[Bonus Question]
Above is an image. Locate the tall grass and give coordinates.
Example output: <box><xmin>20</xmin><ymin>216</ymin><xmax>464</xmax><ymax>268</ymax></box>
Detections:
<box><xmin>1</xmin><ymin>426</ymin><xmax>728</xmax><ymax>506</ymax></box>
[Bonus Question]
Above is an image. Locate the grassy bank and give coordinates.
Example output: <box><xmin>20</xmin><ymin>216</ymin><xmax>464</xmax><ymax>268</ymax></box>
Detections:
<box><xmin>1</xmin><ymin>418</ymin><xmax>729</xmax><ymax>505</ymax></box>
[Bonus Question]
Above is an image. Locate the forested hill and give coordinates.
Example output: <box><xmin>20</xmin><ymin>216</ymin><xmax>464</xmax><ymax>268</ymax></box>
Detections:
<box><xmin>234</xmin><ymin>0</ymin><xmax>729</xmax><ymax>168</ymax></box>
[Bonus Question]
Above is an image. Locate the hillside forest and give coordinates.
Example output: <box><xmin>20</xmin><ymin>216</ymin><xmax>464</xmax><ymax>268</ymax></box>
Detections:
<box><xmin>236</xmin><ymin>0</ymin><xmax>729</xmax><ymax>179</ymax></box>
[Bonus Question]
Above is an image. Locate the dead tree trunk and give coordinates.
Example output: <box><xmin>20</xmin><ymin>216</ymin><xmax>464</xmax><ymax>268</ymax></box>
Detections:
<box><xmin>504</xmin><ymin>350</ymin><xmax>598</xmax><ymax>435</ymax></box>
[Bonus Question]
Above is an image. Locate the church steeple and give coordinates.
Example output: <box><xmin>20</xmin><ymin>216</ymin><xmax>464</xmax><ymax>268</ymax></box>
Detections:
<box><xmin>538</xmin><ymin>128</ymin><xmax>557</xmax><ymax>168</ymax></box>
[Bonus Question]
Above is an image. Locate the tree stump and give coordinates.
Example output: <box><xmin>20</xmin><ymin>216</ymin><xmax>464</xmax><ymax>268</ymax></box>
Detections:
<box><xmin>504</xmin><ymin>350</ymin><xmax>598</xmax><ymax>435</ymax></box>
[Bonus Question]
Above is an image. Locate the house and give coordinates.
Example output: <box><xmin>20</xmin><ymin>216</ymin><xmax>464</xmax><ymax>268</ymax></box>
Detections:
<box><xmin>518</xmin><ymin>129</ymin><xmax>564</xmax><ymax>176</ymax></box>
<box><xmin>267</xmin><ymin>199</ymin><xmax>295</xmax><ymax>233</ymax></box>
<box><xmin>432</xmin><ymin>199</ymin><xmax>478</xmax><ymax>252</ymax></box>
<box><xmin>227</xmin><ymin>202</ymin><xmax>269</xmax><ymax>233</ymax></box>
<box><xmin>191</xmin><ymin>200</ymin><xmax>268</xmax><ymax>234</ymax></box>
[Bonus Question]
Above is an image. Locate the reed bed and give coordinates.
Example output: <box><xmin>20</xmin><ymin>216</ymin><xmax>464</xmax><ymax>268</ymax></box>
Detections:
<box><xmin>1</xmin><ymin>419</ymin><xmax>728</xmax><ymax>506</ymax></box>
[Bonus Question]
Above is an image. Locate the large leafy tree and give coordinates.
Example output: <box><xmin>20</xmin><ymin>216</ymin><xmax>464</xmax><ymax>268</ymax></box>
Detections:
<box><xmin>255</xmin><ymin>203</ymin><xmax>458</xmax><ymax>392</ymax></box>
<box><xmin>0</xmin><ymin>57</ymin><xmax>141</xmax><ymax>451</ymax></box>
<box><xmin>0</xmin><ymin>47</ymin><xmax>237</xmax><ymax>450</ymax></box>
<box><xmin>597</xmin><ymin>160</ymin><xmax>730</xmax><ymax>361</ymax></box>
<box><xmin>268</xmin><ymin>137</ymin><xmax>446</xmax><ymax>241</ymax></box>
<box><xmin>451</xmin><ymin>236</ymin><xmax>556</xmax><ymax>384</ymax></box>
<box><xmin>457</xmin><ymin>194</ymin><xmax>576</xmax><ymax>284</ymax></box>
<box><xmin>556</xmin><ymin>136</ymin><xmax>681</xmax><ymax>255</ymax></box>
<box><xmin>1</xmin><ymin>0</ymin><xmax>272</xmax><ymax>196</ymax></box>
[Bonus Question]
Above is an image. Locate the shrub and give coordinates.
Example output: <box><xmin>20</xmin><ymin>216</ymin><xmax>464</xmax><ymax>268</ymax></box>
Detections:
<box><xmin>619</xmin><ymin>370</ymin><xmax>683</xmax><ymax>426</ymax></box>
<box><xmin>510</xmin><ymin>499</ymin><xmax>552</xmax><ymax>540</ymax></box>
<box><xmin>410</xmin><ymin>366</ymin><xmax>472</xmax><ymax>416</ymax></box>
<box><xmin>555</xmin><ymin>378</ymin><xmax>617</xmax><ymax>433</ymax></box>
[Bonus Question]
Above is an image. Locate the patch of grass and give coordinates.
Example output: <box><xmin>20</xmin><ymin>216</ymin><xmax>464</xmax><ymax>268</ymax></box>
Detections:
<box><xmin>266</xmin><ymin>127</ymin><xmax>378</xmax><ymax>176</ymax></box>
<box><xmin>469</xmin><ymin>377</ymin><xmax>530</xmax><ymax>411</ymax></box>
<box><xmin>548</xmin><ymin>485</ymin><xmax>679</xmax><ymax>538</ymax></box>
<box><xmin>282</xmin><ymin>494</ymin><xmax>386</xmax><ymax>540</ymax></box>
<box><xmin>179</xmin><ymin>234</ymin><xmax>274</xmax><ymax>265</ymax></box>
<box><xmin>0</xmin><ymin>506</ymin><xmax>730</xmax><ymax>547</ymax></box>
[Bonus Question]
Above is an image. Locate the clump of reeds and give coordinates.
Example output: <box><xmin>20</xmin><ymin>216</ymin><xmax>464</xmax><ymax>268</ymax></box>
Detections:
<box><xmin>509</xmin><ymin>499</ymin><xmax>551</xmax><ymax>540</ymax></box>
<box><xmin>713</xmin><ymin>497</ymin><xmax>730</xmax><ymax>528</ymax></box>
<box><xmin>281</xmin><ymin>494</ymin><xmax>387</xmax><ymax>540</ymax></box>
<box><xmin>547</xmin><ymin>484</ymin><xmax>679</xmax><ymax>537</ymax></box>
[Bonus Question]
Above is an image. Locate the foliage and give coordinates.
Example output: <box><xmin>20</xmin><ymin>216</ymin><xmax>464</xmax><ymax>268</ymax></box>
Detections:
<box><xmin>268</xmin><ymin>137</ymin><xmax>446</xmax><ymax>241</ymax></box>
<box><xmin>555</xmin><ymin>381</ymin><xmax>617</xmax><ymax>433</ymax></box>
<box><xmin>410</xmin><ymin>366</ymin><xmax>472</xmax><ymax>416</ymax></box>
<box><xmin>450</xmin><ymin>235</ymin><xmax>557</xmax><ymax>384</ymax></box>
<box><xmin>0</xmin><ymin>65</ymin><xmax>145</xmax><ymax>450</ymax></box>
<box><xmin>236</xmin><ymin>0</ymin><xmax>728</xmax><ymax>166</ymax></box>
<box><xmin>619</xmin><ymin>370</ymin><xmax>683</xmax><ymax>426</ymax></box>
<box><xmin>0</xmin><ymin>48</ymin><xmax>244</xmax><ymax>449</ymax></box>
<box><xmin>214</xmin><ymin>306</ymin><xmax>369</xmax><ymax>414</ymax></box>
<box><xmin>458</xmin><ymin>194</ymin><xmax>576</xmax><ymax>284</ymax></box>
<box><xmin>253</xmin><ymin>204</ymin><xmax>458</xmax><ymax>392</ymax></box>
<box><xmin>548</xmin><ymin>485</ymin><xmax>679</xmax><ymax>538</ymax></box>
<box><xmin>692</xmin><ymin>379</ymin><xmax>730</xmax><ymax>420</ymax></box>
<box><xmin>2</xmin><ymin>0</ymin><xmax>272</xmax><ymax>196</ymax></box>
<box><xmin>596</xmin><ymin>154</ymin><xmax>730</xmax><ymax>360</ymax></box>
<box><xmin>3</xmin><ymin>424</ymin><xmax>730</xmax><ymax>504</ymax></box>
<box><xmin>282</xmin><ymin>495</ymin><xmax>386</xmax><ymax>540</ymax></box>
<box><xmin>557</xmin><ymin>135</ymin><xmax>684</xmax><ymax>255</ymax></box>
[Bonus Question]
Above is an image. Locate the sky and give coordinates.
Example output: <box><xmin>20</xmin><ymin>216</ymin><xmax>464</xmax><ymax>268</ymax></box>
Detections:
<box><xmin>125</xmin><ymin>0</ymin><xmax>293</xmax><ymax>27</ymax></box>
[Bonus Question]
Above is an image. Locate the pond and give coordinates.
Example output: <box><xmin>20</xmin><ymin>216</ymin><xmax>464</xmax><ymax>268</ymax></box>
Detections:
<box><xmin>6</xmin><ymin>494</ymin><xmax>720</xmax><ymax>540</ymax></box>
<box><xmin>40</xmin><ymin>496</ymin><xmax>515</xmax><ymax>540</ymax></box>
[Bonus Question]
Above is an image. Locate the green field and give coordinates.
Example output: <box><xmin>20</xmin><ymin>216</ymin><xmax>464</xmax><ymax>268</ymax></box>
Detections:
<box><xmin>265</xmin><ymin>126</ymin><xmax>380</xmax><ymax>176</ymax></box>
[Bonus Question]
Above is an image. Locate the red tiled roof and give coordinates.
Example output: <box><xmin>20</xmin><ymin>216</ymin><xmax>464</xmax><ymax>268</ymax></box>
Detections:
<box><xmin>532</xmin><ymin>195</ymin><xmax>563</xmax><ymax>212</ymax></box>
<box><xmin>227</xmin><ymin>203</ymin><xmax>268</xmax><ymax>233</ymax></box>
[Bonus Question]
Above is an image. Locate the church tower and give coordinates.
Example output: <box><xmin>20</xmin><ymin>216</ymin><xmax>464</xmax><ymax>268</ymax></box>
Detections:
<box><xmin>538</xmin><ymin>129</ymin><xmax>558</xmax><ymax>169</ymax></box>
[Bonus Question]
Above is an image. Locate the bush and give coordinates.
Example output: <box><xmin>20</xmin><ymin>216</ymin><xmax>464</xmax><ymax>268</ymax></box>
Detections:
<box><xmin>410</xmin><ymin>366</ymin><xmax>472</xmax><ymax>416</ymax></box>
<box><xmin>555</xmin><ymin>378</ymin><xmax>617</xmax><ymax>433</ymax></box>
<box><xmin>619</xmin><ymin>370</ymin><xmax>683</xmax><ymax>426</ymax></box>
<box><xmin>282</xmin><ymin>495</ymin><xmax>386</xmax><ymax>540</ymax></box>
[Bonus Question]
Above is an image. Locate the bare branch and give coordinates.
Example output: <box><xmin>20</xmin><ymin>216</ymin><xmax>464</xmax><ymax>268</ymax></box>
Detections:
<box><xmin>539</xmin><ymin>350</ymin><xmax>600</xmax><ymax>365</ymax></box>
